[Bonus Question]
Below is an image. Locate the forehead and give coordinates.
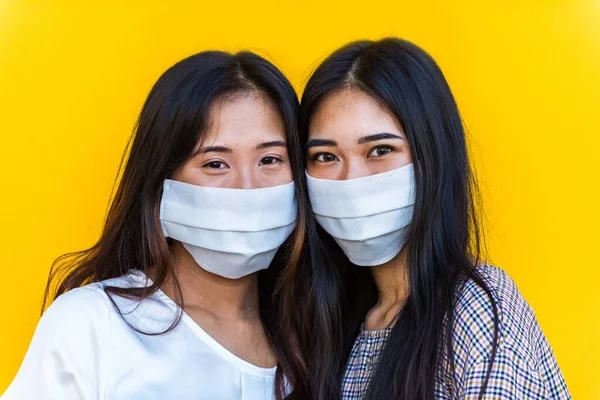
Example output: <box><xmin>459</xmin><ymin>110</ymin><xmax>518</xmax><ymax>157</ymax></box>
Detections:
<box><xmin>204</xmin><ymin>92</ymin><xmax>286</xmax><ymax>144</ymax></box>
<box><xmin>309</xmin><ymin>89</ymin><xmax>402</xmax><ymax>139</ymax></box>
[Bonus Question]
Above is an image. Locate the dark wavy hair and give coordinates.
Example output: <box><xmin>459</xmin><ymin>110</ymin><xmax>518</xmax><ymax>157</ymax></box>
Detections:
<box><xmin>43</xmin><ymin>50</ymin><xmax>317</xmax><ymax>399</ymax></box>
<box><xmin>299</xmin><ymin>38</ymin><xmax>500</xmax><ymax>399</ymax></box>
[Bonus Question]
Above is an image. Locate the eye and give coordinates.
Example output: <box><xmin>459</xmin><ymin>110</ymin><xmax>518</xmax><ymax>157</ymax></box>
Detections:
<box><xmin>312</xmin><ymin>153</ymin><xmax>339</xmax><ymax>163</ymax></box>
<box><xmin>202</xmin><ymin>160</ymin><xmax>229</xmax><ymax>169</ymax></box>
<box><xmin>367</xmin><ymin>145</ymin><xmax>395</xmax><ymax>158</ymax></box>
<box><xmin>259</xmin><ymin>156</ymin><xmax>284</xmax><ymax>166</ymax></box>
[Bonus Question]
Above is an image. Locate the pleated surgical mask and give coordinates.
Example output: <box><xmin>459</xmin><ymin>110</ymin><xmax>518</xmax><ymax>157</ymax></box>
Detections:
<box><xmin>306</xmin><ymin>164</ymin><xmax>415</xmax><ymax>266</ymax></box>
<box><xmin>160</xmin><ymin>179</ymin><xmax>297</xmax><ymax>279</ymax></box>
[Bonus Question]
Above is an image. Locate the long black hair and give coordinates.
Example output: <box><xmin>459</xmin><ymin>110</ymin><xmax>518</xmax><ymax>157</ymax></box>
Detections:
<box><xmin>299</xmin><ymin>38</ymin><xmax>499</xmax><ymax>399</ymax></box>
<box><xmin>43</xmin><ymin>50</ymin><xmax>317</xmax><ymax>399</ymax></box>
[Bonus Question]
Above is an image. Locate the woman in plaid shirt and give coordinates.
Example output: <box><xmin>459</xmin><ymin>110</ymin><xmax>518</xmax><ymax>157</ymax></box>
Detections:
<box><xmin>298</xmin><ymin>38</ymin><xmax>570</xmax><ymax>399</ymax></box>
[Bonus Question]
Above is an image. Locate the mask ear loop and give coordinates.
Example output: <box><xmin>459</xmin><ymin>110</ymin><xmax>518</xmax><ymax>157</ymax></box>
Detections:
<box><xmin>159</xmin><ymin>181</ymin><xmax>170</xmax><ymax>239</ymax></box>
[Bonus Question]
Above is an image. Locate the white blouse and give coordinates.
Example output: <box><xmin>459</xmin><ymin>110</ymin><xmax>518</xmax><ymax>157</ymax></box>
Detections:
<box><xmin>2</xmin><ymin>271</ymin><xmax>279</xmax><ymax>400</ymax></box>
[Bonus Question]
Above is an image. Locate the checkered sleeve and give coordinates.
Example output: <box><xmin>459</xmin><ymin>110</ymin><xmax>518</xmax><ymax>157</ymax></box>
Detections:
<box><xmin>448</xmin><ymin>266</ymin><xmax>571</xmax><ymax>399</ymax></box>
<box><xmin>459</xmin><ymin>345</ymin><xmax>569</xmax><ymax>399</ymax></box>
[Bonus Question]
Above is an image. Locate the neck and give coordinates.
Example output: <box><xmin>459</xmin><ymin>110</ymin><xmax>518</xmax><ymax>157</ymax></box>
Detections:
<box><xmin>365</xmin><ymin>248</ymin><xmax>410</xmax><ymax>329</ymax></box>
<box><xmin>161</xmin><ymin>241</ymin><xmax>260</xmax><ymax>321</ymax></box>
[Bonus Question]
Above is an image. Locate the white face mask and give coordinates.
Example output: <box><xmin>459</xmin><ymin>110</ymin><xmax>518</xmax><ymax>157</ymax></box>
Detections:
<box><xmin>159</xmin><ymin>179</ymin><xmax>297</xmax><ymax>279</ymax></box>
<box><xmin>306</xmin><ymin>164</ymin><xmax>415</xmax><ymax>266</ymax></box>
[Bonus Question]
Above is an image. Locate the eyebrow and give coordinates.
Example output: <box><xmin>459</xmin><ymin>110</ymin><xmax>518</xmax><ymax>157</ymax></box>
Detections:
<box><xmin>256</xmin><ymin>140</ymin><xmax>287</xmax><ymax>150</ymax></box>
<box><xmin>196</xmin><ymin>146</ymin><xmax>232</xmax><ymax>154</ymax></box>
<box><xmin>357</xmin><ymin>132</ymin><xmax>404</xmax><ymax>144</ymax></box>
<box><xmin>305</xmin><ymin>138</ymin><xmax>338</xmax><ymax>149</ymax></box>
<box><xmin>195</xmin><ymin>140</ymin><xmax>286</xmax><ymax>155</ymax></box>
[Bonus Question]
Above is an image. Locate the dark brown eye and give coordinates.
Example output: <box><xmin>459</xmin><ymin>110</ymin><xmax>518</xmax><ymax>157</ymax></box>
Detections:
<box><xmin>314</xmin><ymin>153</ymin><xmax>339</xmax><ymax>162</ymax></box>
<box><xmin>368</xmin><ymin>146</ymin><xmax>394</xmax><ymax>158</ymax></box>
<box><xmin>259</xmin><ymin>156</ymin><xmax>282</xmax><ymax>166</ymax></box>
<box><xmin>202</xmin><ymin>161</ymin><xmax>228</xmax><ymax>169</ymax></box>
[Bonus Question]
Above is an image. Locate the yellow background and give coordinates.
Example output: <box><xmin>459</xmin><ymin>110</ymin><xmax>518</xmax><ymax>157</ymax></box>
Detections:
<box><xmin>1</xmin><ymin>0</ymin><xmax>599</xmax><ymax>397</ymax></box>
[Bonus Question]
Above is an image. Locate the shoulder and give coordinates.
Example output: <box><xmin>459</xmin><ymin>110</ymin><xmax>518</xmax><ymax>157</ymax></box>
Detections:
<box><xmin>35</xmin><ymin>287</ymin><xmax>113</xmax><ymax>350</ymax></box>
<box><xmin>25</xmin><ymin>272</ymin><xmax>155</xmax><ymax>372</ymax></box>
<box><xmin>2</xmin><ymin>276</ymin><xmax>142</xmax><ymax>399</ymax></box>
<box><xmin>41</xmin><ymin>272</ymin><xmax>147</xmax><ymax>333</ymax></box>
<box><xmin>42</xmin><ymin>285</ymin><xmax>113</xmax><ymax>328</ymax></box>
<box><xmin>444</xmin><ymin>266</ymin><xmax>571</xmax><ymax>398</ymax></box>
<box><xmin>451</xmin><ymin>265</ymin><xmax>538</xmax><ymax>364</ymax></box>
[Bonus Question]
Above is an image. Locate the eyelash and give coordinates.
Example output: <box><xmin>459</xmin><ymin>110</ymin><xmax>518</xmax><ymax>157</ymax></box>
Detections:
<box><xmin>311</xmin><ymin>153</ymin><xmax>339</xmax><ymax>163</ymax></box>
<box><xmin>310</xmin><ymin>145</ymin><xmax>397</xmax><ymax>163</ymax></box>
<box><xmin>202</xmin><ymin>160</ymin><xmax>229</xmax><ymax>169</ymax></box>
<box><xmin>201</xmin><ymin>156</ymin><xmax>284</xmax><ymax>169</ymax></box>
<box><xmin>259</xmin><ymin>156</ymin><xmax>284</xmax><ymax>166</ymax></box>
<box><xmin>367</xmin><ymin>145</ymin><xmax>396</xmax><ymax>158</ymax></box>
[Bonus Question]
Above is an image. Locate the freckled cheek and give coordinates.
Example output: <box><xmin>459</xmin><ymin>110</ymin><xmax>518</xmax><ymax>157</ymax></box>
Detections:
<box><xmin>264</xmin><ymin>165</ymin><xmax>293</xmax><ymax>186</ymax></box>
<box><xmin>364</xmin><ymin>163</ymin><xmax>386</xmax><ymax>176</ymax></box>
<box><xmin>169</xmin><ymin>164</ymin><xmax>195</xmax><ymax>184</ymax></box>
<box><xmin>171</xmin><ymin>163</ymin><xmax>219</xmax><ymax>187</ymax></box>
<box><xmin>306</xmin><ymin>161</ymin><xmax>340</xmax><ymax>180</ymax></box>
<box><xmin>365</xmin><ymin>154</ymin><xmax>409</xmax><ymax>175</ymax></box>
<box><xmin>182</xmin><ymin>172</ymin><xmax>217</xmax><ymax>187</ymax></box>
<box><xmin>388</xmin><ymin>151</ymin><xmax>412</xmax><ymax>170</ymax></box>
<box><xmin>306</xmin><ymin>155</ymin><xmax>323</xmax><ymax>175</ymax></box>
<box><xmin>401</xmin><ymin>147</ymin><xmax>413</xmax><ymax>163</ymax></box>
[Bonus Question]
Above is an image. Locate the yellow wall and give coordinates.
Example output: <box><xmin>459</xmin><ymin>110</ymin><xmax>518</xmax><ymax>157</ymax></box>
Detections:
<box><xmin>1</xmin><ymin>0</ymin><xmax>599</xmax><ymax>397</ymax></box>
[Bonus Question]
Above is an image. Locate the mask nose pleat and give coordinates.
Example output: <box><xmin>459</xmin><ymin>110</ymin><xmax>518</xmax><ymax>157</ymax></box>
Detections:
<box><xmin>306</xmin><ymin>164</ymin><xmax>415</xmax><ymax>266</ymax></box>
<box><xmin>159</xmin><ymin>180</ymin><xmax>297</xmax><ymax>279</ymax></box>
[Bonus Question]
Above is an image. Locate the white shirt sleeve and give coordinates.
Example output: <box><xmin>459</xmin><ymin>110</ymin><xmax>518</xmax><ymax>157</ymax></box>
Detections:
<box><xmin>2</xmin><ymin>286</ymin><xmax>113</xmax><ymax>400</ymax></box>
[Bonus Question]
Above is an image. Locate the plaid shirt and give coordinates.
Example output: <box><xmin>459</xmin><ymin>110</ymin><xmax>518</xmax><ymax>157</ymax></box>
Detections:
<box><xmin>341</xmin><ymin>265</ymin><xmax>571</xmax><ymax>399</ymax></box>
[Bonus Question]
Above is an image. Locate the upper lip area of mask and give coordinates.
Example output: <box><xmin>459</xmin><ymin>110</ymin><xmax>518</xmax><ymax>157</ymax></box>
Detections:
<box><xmin>305</xmin><ymin>164</ymin><xmax>415</xmax><ymax>219</ymax></box>
<box><xmin>160</xmin><ymin>180</ymin><xmax>297</xmax><ymax>231</ymax></box>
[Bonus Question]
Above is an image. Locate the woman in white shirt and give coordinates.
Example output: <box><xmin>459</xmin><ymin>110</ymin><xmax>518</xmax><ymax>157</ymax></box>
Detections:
<box><xmin>3</xmin><ymin>50</ymin><xmax>315</xmax><ymax>400</ymax></box>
